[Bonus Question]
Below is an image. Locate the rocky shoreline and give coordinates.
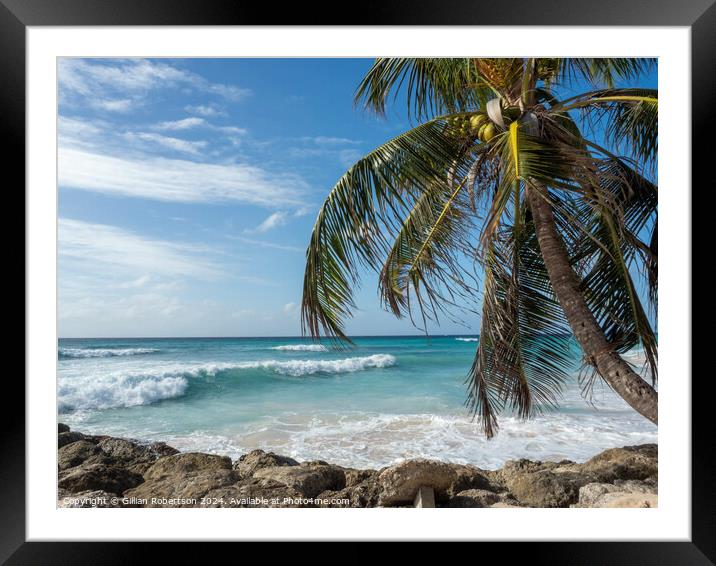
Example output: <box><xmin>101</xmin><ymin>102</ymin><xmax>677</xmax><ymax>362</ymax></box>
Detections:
<box><xmin>57</xmin><ymin>423</ymin><xmax>658</xmax><ymax>508</ymax></box>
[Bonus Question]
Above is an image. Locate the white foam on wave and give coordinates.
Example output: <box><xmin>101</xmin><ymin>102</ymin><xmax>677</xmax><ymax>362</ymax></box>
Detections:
<box><xmin>270</xmin><ymin>344</ymin><xmax>328</xmax><ymax>352</ymax></box>
<box><xmin>58</xmin><ymin>354</ymin><xmax>397</xmax><ymax>412</ymax></box>
<box><xmin>58</xmin><ymin>372</ymin><xmax>188</xmax><ymax>413</ymax></box>
<box><xmin>59</xmin><ymin>347</ymin><xmax>160</xmax><ymax>359</ymax></box>
<box><xmin>455</xmin><ymin>337</ymin><xmax>479</xmax><ymax>342</ymax></box>
<box><xmin>144</xmin><ymin>408</ymin><xmax>657</xmax><ymax>470</ymax></box>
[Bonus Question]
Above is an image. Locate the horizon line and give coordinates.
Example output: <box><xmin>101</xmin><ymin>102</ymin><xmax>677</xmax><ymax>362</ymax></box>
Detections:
<box><xmin>58</xmin><ymin>333</ymin><xmax>483</xmax><ymax>340</ymax></box>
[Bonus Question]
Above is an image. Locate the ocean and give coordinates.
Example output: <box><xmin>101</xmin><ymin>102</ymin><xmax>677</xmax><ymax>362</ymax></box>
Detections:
<box><xmin>57</xmin><ymin>336</ymin><xmax>657</xmax><ymax>470</ymax></box>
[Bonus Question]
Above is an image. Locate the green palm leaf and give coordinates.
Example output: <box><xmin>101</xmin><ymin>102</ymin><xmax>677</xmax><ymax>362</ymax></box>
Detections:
<box><xmin>301</xmin><ymin>115</ymin><xmax>474</xmax><ymax>341</ymax></box>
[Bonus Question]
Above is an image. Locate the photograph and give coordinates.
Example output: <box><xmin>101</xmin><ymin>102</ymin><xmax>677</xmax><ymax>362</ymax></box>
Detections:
<box><xmin>56</xmin><ymin>56</ymin><xmax>660</xmax><ymax>510</ymax></box>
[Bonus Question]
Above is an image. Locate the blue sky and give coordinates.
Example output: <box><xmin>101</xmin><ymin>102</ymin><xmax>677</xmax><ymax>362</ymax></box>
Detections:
<box><xmin>58</xmin><ymin>58</ymin><xmax>656</xmax><ymax>338</ymax></box>
<box><xmin>58</xmin><ymin>58</ymin><xmax>433</xmax><ymax>337</ymax></box>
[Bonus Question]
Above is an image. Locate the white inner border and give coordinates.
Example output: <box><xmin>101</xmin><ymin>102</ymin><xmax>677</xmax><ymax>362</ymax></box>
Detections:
<box><xmin>27</xmin><ymin>26</ymin><xmax>691</xmax><ymax>541</ymax></box>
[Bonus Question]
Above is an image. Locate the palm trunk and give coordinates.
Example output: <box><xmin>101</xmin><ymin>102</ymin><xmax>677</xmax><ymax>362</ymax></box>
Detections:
<box><xmin>526</xmin><ymin>183</ymin><xmax>658</xmax><ymax>424</ymax></box>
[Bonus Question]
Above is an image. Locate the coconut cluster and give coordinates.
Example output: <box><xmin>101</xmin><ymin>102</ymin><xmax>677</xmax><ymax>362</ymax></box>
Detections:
<box><xmin>448</xmin><ymin>106</ymin><xmax>521</xmax><ymax>142</ymax></box>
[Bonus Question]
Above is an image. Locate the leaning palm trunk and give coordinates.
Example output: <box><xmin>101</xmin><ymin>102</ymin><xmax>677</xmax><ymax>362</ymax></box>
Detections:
<box><xmin>302</xmin><ymin>58</ymin><xmax>659</xmax><ymax>436</ymax></box>
<box><xmin>526</xmin><ymin>182</ymin><xmax>658</xmax><ymax>424</ymax></box>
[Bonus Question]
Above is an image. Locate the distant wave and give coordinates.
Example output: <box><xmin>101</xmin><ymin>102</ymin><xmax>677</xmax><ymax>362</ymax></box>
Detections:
<box><xmin>270</xmin><ymin>344</ymin><xmax>328</xmax><ymax>352</ymax></box>
<box><xmin>57</xmin><ymin>354</ymin><xmax>396</xmax><ymax>412</ymax></box>
<box><xmin>455</xmin><ymin>337</ymin><xmax>479</xmax><ymax>342</ymax></box>
<box><xmin>59</xmin><ymin>347</ymin><xmax>161</xmax><ymax>359</ymax></box>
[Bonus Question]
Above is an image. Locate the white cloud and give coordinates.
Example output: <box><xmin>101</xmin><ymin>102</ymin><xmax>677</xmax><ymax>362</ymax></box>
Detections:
<box><xmin>59</xmin><ymin>218</ymin><xmax>223</xmax><ymax>280</ymax></box>
<box><xmin>302</xmin><ymin>136</ymin><xmax>361</xmax><ymax>146</ymax></box>
<box><xmin>153</xmin><ymin>117</ymin><xmax>207</xmax><ymax>131</ymax></box>
<box><xmin>59</xmin><ymin>147</ymin><xmax>307</xmax><ymax>206</ymax></box>
<box><xmin>339</xmin><ymin>148</ymin><xmax>363</xmax><ymax>168</ymax></box>
<box><xmin>122</xmin><ymin>132</ymin><xmax>208</xmax><ymax>155</ymax></box>
<box><xmin>153</xmin><ymin>118</ymin><xmax>247</xmax><ymax>138</ymax></box>
<box><xmin>58</xmin><ymin>59</ymin><xmax>251</xmax><ymax>110</ymax></box>
<box><xmin>93</xmin><ymin>98</ymin><xmax>133</xmax><ymax>113</ymax></box>
<box><xmin>283</xmin><ymin>302</ymin><xmax>299</xmax><ymax>315</ymax></box>
<box><xmin>185</xmin><ymin>103</ymin><xmax>227</xmax><ymax>117</ymax></box>
<box><xmin>245</xmin><ymin>211</ymin><xmax>288</xmax><ymax>234</ymax></box>
<box><xmin>229</xmin><ymin>236</ymin><xmax>303</xmax><ymax>253</ymax></box>
<box><xmin>186</xmin><ymin>104</ymin><xmax>225</xmax><ymax>117</ymax></box>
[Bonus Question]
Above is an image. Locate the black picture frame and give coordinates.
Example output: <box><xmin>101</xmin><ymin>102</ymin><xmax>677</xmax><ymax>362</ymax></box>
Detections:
<box><xmin>7</xmin><ymin>0</ymin><xmax>709</xmax><ymax>560</ymax></box>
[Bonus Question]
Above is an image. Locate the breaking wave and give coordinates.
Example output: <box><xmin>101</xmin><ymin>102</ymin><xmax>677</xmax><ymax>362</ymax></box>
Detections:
<box><xmin>270</xmin><ymin>344</ymin><xmax>328</xmax><ymax>352</ymax></box>
<box><xmin>57</xmin><ymin>354</ymin><xmax>396</xmax><ymax>412</ymax></box>
<box><xmin>59</xmin><ymin>347</ymin><xmax>160</xmax><ymax>359</ymax></box>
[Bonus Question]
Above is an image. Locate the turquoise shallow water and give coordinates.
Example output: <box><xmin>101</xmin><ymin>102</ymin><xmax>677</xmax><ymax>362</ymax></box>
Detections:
<box><xmin>57</xmin><ymin>335</ymin><xmax>657</xmax><ymax>469</ymax></box>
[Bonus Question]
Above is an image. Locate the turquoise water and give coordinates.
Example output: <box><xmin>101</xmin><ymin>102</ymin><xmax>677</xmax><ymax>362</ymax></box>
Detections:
<box><xmin>58</xmin><ymin>336</ymin><xmax>657</xmax><ymax>469</ymax></box>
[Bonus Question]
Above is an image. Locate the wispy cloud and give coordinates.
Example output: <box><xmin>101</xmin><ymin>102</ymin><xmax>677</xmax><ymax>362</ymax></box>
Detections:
<box><xmin>185</xmin><ymin>103</ymin><xmax>227</xmax><ymax>117</ymax></box>
<box><xmin>59</xmin><ymin>218</ymin><xmax>223</xmax><ymax>280</ymax></box>
<box><xmin>59</xmin><ymin>147</ymin><xmax>307</xmax><ymax>206</ymax></box>
<box><xmin>245</xmin><ymin>211</ymin><xmax>288</xmax><ymax>233</ymax></box>
<box><xmin>152</xmin><ymin>117</ymin><xmax>248</xmax><ymax>137</ymax></box>
<box><xmin>301</xmin><ymin>136</ymin><xmax>362</xmax><ymax>146</ymax></box>
<box><xmin>229</xmin><ymin>236</ymin><xmax>303</xmax><ymax>253</ymax></box>
<box><xmin>122</xmin><ymin>132</ymin><xmax>208</xmax><ymax>155</ymax></box>
<box><xmin>59</xmin><ymin>59</ymin><xmax>252</xmax><ymax>108</ymax></box>
<box><xmin>93</xmin><ymin>98</ymin><xmax>134</xmax><ymax>113</ymax></box>
<box><xmin>153</xmin><ymin>117</ymin><xmax>207</xmax><ymax>131</ymax></box>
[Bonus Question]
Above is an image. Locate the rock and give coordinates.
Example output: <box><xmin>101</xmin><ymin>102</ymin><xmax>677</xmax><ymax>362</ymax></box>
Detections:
<box><xmin>58</xmin><ymin>490</ymin><xmax>124</xmax><ymax>508</ymax></box>
<box><xmin>58</xmin><ymin>423</ymin><xmax>70</xmax><ymax>433</ymax></box>
<box><xmin>343</xmin><ymin>468</ymin><xmax>375</xmax><ymax>487</ymax></box>
<box><xmin>316</xmin><ymin>477</ymin><xmax>383</xmax><ymax>508</ymax></box>
<box><xmin>592</xmin><ymin>493</ymin><xmax>658</xmax><ymax>508</ymax></box>
<box><xmin>503</xmin><ymin>468</ymin><xmax>587</xmax><ymax>508</ymax></box>
<box><xmin>121</xmin><ymin>451</ymin><xmax>238</xmax><ymax>506</ymax></box>
<box><xmin>490</xmin><ymin>502</ymin><xmax>523</xmax><ymax>508</ymax></box>
<box><xmin>143</xmin><ymin>452</ymin><xmax>232</xmax><ymax>480</ymax></box>
<box><xmin>575</xmin><ymin>480</ymin><xmax>657</xmax><ymax>507</ymax></box>
<box><xmin>234</xmin><ymin>449</ymin><xmax>299</xmax><ymax>478</ymax></box>
<box><xmin>201</xmin><ymin>478</ymin><xmax>307</xmax><ymax>508</ymax></box>
<box><xmin>252</xmin><ymin>464</ymin><xmax>345</xmax><ymax>499</ymax></box>
<box><xmin>496</xmin><ymin>445</ymin><xmax>658</xmax><ymax>508</ymax></box>
<box><xmin>123</xmin><ymin>469</ymin><xmax>239</xmax><ymax>507</ymax></box>
<box><xmin>579</xmin><ymin>444</ymin><xmax>658</xmax><ymax>482</ymax></box>
<box><xmin>58</xmin><ymin>463</ymin><xmax>144</xmax><ymax>495</ymax></box>
<box><xmin>58</xmin><ymin>440</ymin><xmax>107</xmax><ymax>470</ymax></box>
<box><xmin>448</xmin><ymin>464</ymin><xmax>497</xmax><ymax>495</ymax></box>
<box><xmin>377</xmin><ymin>459</ymin><xmax>458</xmax><ymax>506</ymax></box>
<box><xmin>448</xmin><ymin>489</ymin><xmax>502</xmax><ymax>508</ymax></box>
<box><xmin>58</xmin><ymin>431</ymin><xmax>89</xmax><ymax>448</ymax></box>
<box><xmin>97</xmin><ymin>437</ymin><xmax>178</xmax><ymax>475</ymax></box>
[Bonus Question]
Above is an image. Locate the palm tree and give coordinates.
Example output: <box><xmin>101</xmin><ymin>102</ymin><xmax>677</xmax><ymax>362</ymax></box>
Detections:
<box><xmin>301</xmin><ymin>58</ymin><xmax>658</xmax><ymax>437</ymax></box>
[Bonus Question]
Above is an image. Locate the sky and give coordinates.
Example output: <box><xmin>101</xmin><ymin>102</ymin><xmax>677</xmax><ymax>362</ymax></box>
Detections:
<box><xmin>58</xmin><ymin>58</ymin><xmax>657</xmax><ymax>338</ymax></box>
<box><xmin>58</xmin><ymin>58</ymin><xmax>443</xmax><ymax>337</ymax></box>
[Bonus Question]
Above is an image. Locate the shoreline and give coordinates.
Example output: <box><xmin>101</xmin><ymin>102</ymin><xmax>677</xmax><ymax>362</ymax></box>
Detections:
<box><xmin>58</xmin><ymin>423</ymin><xmax>658</xmax><ymax>508</ymax></box>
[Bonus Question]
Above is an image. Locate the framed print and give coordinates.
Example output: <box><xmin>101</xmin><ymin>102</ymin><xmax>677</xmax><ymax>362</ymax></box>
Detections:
<box><xmin>8</xmin><ymin>0</ymin><xmax>711</xmax><ymax>560</ymax></box>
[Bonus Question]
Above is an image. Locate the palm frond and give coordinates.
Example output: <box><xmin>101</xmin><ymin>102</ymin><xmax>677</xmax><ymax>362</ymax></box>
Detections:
<box><xmin>467</xmin><ymin>209</ymin><xmax>573</xmax><ymax>437</ymax></box>
<box><xmin>566</xmin><ymin>159</ymin><xmax>659</xmax><ymax>384</ymax></box>
<box><xmin>355</xmin><ymin>58</ymin><xmax>492</xmax><ymax>120</ymax></box>
<box><xmin>560</xmin><ymin>59</ymin><xmax>656</xmax><ymax>88</ymax></box>
<box><xmin>378</xmin><ymin>158</ymin><xmax>487</xmax><ymax>325</ymax></box>
<box><xmin>301</xmin><ymin>115</ymin><xmax>473</xmax><ymax>341</ymax></box>
<box><xmin>552</xmin><ymin>88</ymin><xmax>658</xmax><ymax>166</ymax></box>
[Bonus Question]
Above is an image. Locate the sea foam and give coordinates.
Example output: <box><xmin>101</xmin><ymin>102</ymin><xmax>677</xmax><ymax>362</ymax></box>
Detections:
<box><xmin>455</xmin><ymin>337</ymin><xmax>479</xmax><ymax>342</ymax></box>
<box><xmin>57</xmin><ymin>354</ymin><xmax>397</xmax><ymax>411</ymax></box>
<box><xmin>59</xmin><ymin>347</ymin><xmax>160</xmax><ymax>359</ymax></box>
<box><xmin>270</xmin><ymin>344</ymin><xmax>328</xmax><ymax>352</ymax></box>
